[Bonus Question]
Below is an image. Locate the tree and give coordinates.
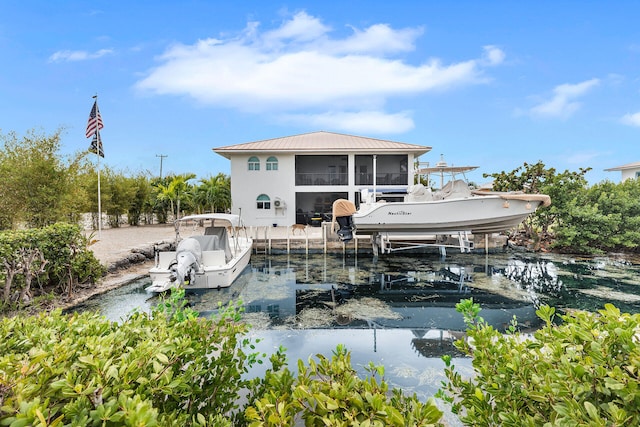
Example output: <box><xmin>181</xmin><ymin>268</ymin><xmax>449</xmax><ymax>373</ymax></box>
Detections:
<box><xmin>150</xmin><ymin>176</ymin><xmax>172</xmax><ymax>223</ymax></box>
<box><xmin>194</xmin><ymin>173</ymin><xmax>231</xmax><ymax>213</ymax></box>
<box><xmin>152</xmin><ymin>173</ymin><xmax>196</xmax><ymax>220</ymax></box>
<box><xmin>552</xmin><ymin>179</ymin><xmax>640</xmax><ymax>253</ymax></box>
<box><xmin>102</xmin><ymin>168</ymin><xmax>139</xmax><ymax>228</ymax></box>
<box><xmin>484</xmin><ymin>161</ymin><xmax>590</xmax><ymax>244</ymax></box>
<box><xmin>0</xmin><ymin>129</ymin><xmax>86</xmax><ymax>229</ymax></box>
<box><xmin>127</xmin><ymin>173</ymin><xmax>153</xmax><ymax>226</ymax></box>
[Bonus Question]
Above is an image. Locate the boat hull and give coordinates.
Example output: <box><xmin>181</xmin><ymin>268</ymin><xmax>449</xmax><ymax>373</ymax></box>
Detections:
<box><xmin>148</xmin><ymin>242</ymin><xmax>252</xmax><ymax>292</ymax></box>
<box><xmin>353</xmin><ymin>195</ymin><xmax>542</xmax><ymax>234</ymax></box>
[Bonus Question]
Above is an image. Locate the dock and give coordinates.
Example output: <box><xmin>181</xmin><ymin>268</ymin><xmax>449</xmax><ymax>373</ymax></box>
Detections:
<box><xmin>246</xmin><ymin>223</ymin><xmax>507</xmax><ymax>255</ymax></box>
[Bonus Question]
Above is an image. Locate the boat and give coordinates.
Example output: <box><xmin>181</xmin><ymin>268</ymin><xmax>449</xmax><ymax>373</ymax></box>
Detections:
<box><xmin>146</xmin><ymin>213</ymin><xmax>253</xmax><ymax>293</ymax></box>
<box><xmin>332</xmin><ymin>156</ymin><xmax>551</xmax><ymax>252</ymax></box>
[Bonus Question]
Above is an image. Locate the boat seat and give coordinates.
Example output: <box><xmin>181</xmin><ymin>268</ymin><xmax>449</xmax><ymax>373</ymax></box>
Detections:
<box><xmin>200</xmin><ymin>227</ymin><xmax>233</xmax><ymax>261</ymax></box>
<box><xmin>435</xmin><ymin>179</ymin><xmax>472</xmax><ymax>200</ymax></box>
<box><xmin>189</xmin><ymin>235</ymin><xmax>220</xmax><ymax>251</ymax></box>
<box><xmin>189</xmin><ymin>235</ymin><xmax>231</xmax><ymax>261</ymax></box>
<box><xmin>406</xmin><ymin>184</ymin><xmax>433</xmax><ymax>202</ymax></box>
<box><xmin>201</xmin><ymin>250</ymin><xmax>226</xmax><ymax>267</ymax></box>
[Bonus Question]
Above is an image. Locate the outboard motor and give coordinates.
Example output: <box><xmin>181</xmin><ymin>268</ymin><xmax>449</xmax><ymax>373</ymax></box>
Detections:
<box><xmin>331</xmin><ymin>199</ymin><xmax>357</xmax><ymax>243</ymax></box>
<box><xmin>170</xmin><ymin>238</ymin><xmax>202</xmax><ymax>287</ymax></box>
<box><xmin>336</xmin><ymin>216</ymin><xmax>355</xmax><ymax>242</ymax></box>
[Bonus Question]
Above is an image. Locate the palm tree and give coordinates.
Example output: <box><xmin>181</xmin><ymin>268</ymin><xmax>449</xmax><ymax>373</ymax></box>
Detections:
<box><xmin>194</xmin><ymin>173</ymin><xmax>231</xmax><ymax>213</ymax></box>
<box><xmin>168</xmin><ymin>173</ymin><xmax>196</xmax><ymax>219</ymax></box>
<box><xmin>152</xmin><ymin>173</ymin><xmax>196</xmax><ymax>220</ymax></box>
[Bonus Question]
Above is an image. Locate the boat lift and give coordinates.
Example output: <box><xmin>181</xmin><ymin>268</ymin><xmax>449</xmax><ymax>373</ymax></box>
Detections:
<box><xmin>370</xmin><ymin>230</ymin><xmax>474</xmax><ymax>257</ymax></box>
<box><xmin>364</xmin><ymin>154</ymin><xmax>477</xmax><ymax>256</ymax></box>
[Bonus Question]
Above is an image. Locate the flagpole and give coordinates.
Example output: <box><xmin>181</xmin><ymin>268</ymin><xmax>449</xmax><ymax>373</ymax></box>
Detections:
<box><xmin>97</xmin><ymin>130</ymin><xmax>102</xmax><ymax>239</ymax></box>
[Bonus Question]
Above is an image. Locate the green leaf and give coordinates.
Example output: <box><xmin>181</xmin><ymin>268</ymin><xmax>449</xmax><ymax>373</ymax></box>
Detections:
<box><xmin>584</xmin><ymin>401</ymin><xmax>599</xmax><ymax>420</ymax></box>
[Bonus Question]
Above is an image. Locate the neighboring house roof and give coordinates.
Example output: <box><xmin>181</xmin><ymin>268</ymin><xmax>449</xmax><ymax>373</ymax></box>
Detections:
<box><xmin>604</xmin><ymin>161</ymin><xmax>640</xmax><ymax>171</ymax></box>
<box><xmin>213</xmin><ymin>131</ymin><xmax>431</xmax><ymax>159</ymax></box>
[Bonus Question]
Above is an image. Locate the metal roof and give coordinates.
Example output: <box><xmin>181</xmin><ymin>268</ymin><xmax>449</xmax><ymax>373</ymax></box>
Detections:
<box><xmin>214</xmin><ymin>131</ymin><xmax>431</xmax><ymax>158</ymax></box>
<box><xmin>604</xmin><ymin>161</ymin><xmax>640</xmax><ymax>171</ymax></box>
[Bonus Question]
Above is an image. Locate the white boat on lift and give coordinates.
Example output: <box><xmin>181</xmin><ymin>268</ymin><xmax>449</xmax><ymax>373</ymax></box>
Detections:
<box><xmin>351</xmin><ymin>181</ymin><xmax>551</xmax><ymax>235</ymax></box>
<box><xmin>332</xmin><ymin>156</ymin><xmax>551</xmax><ymax>253</ymax></box>
<box><xmin>146</xmin><ymin>213</ymin><xmax>253</xmax><ymax>293</ymax></box>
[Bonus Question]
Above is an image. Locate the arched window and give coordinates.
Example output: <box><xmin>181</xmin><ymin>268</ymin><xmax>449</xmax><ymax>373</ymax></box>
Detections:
<box><xmin>248</xmin><ymin>156</ymin><xmax>260</xmax><ymax>171</ymax></box>
<box><xmin>256</xmin><ymin>194</ymin><xmax>270</xmax><ymax>209</ymax></box>
<box><xmin>266</xmin><ymin>156</ymin><xmax>278</xmax><ymax>171</ymax></box>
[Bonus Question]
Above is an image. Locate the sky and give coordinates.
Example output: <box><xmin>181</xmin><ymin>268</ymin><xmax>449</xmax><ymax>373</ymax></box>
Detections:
<box><xmin>1</xmin><ymin>1</ymin><xmax>640</xmax><ymax>185</ymax></box>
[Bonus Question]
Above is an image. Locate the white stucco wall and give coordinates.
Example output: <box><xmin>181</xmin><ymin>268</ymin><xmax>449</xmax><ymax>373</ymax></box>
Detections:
<box><xmin>229</xmin><ymin>154</ymin><xmax>296</xmax><ymax>226</ymax></box>
<box><xmin>621</xmin><ymin>169</ymin><xmax>640</xmax><ymax>181</ymax></box>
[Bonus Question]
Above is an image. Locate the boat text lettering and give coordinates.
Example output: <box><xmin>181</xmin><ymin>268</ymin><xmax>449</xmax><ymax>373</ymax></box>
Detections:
<box><xmin>387</xmin><ymin>210</ymin><xmax>412</xmax><ymax>216</ymax></box>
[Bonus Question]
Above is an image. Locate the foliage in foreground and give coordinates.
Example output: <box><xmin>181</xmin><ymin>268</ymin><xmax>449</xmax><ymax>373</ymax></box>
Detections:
<box><xmin>0</xmin><ymin>291</ymin><xmax>255</xmax><ymax>426</ymax></box>
<box><xmin>438</xmin><ymin>298</ymin><xmax>640</xmax><ymax>426</ymax></box>
<box><xmin>0</xmin><ymin>290</ymin><xmax>444</xmax><ymax>426</ymax></box>
<box><xmin>243</xmin><ymin>344</ymin><xmax>443</xmax><ymax>426</ymax></box>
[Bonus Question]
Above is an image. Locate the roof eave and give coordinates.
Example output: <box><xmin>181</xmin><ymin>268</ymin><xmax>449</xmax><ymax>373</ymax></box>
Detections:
<box><xmin>214</xmin><ymin>147</ymin><xmax>432</xmax><ymax>156</ymax></box>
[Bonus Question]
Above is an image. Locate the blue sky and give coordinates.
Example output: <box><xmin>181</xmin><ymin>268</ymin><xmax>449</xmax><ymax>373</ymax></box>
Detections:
<box><xmin>1</xmin><ymin>1</ymin><xmax>639</xmax><ymax>185</ymax></box>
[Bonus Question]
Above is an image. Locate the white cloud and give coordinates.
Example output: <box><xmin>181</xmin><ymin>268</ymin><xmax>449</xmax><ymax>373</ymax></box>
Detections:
<box><xmin>324</xmin><ymin>23</ymin><xmax>424</xmax><ymax>55</ymax></box>
<box><xmin>49</xmin><ymin>48</ymin><xmax>113</xmax><ymax>62</ymax></box>
<box><xmin>529</xmin><ymin>78</ymin><xmax>600</xmax><ymax>119</ymax></box>
<box><xmin>261</xmin><ymin>11</ymin><xmax>330</xmax><ymax>46</ymax></box>
<box><xmin>135</xmin><ymin>11</ymin><xmax>502</xmax><ymax>133</ymax></box>
<box><xmin>566</xmin><ymin>150</ymin><xmax>601</xmax><ymax>165</ymax></box>
<box><xmin>621</xmin><ymin>112</ymin><xmax>640</xmax><ymax>127</ymax></box>
<box><xmin>281</xmin><ymin>110</ymin><xmax>415</xmax><ymax>134</ymax></box>
<box><xmin>482</xmin><ymin>45</ymin><xmax>505</xmax><ymax>66</ymax></box>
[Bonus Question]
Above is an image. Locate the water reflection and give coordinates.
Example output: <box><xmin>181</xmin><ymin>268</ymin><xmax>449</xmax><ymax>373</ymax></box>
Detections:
<box><xmin>186</xmin><ymin>253</ymin><xmax>543</xmax><ymax>334</ymax></box>
<box><xmin>76</xmin><ymin>252</ymin><xmax>640</xmax><ymax>329</ymax></box>
<box><xmin>73</xmin><ymin>251</ymin><xmax>640</xmax><ymax>410</ymax></box>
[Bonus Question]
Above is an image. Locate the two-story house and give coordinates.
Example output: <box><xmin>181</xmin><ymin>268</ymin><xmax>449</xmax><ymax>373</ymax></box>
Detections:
<box><xmin>214</xmin><ymin>131</ymin><xmax>431</xmax><ymax>227</ymax></box>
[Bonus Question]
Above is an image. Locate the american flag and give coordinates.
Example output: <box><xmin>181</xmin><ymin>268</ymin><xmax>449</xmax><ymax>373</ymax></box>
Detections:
<box><xmin>85</xmin><ymin>100</ymin><xmax>104</xmax><ymax>138</ymax></box>
<box><xmin>89</xmin><ymin>130</ymin><xmax>105</xmax><ymax>158</ymax></box>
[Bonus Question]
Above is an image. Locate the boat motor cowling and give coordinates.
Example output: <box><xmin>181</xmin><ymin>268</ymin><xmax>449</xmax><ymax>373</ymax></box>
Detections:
<box><xmin>331</xmin><ymin>199</ymin><xmax>357</xmax><ymax>243</ymax></box>
<box><xmin>170</xmin><ymin>238</ymin><xmax>202</xmax><ymax>286</ymax></box>
<box><xmin>336</xmin><ymin>216</ymin><xmax>355</xmax><ymax>242</ymax></box>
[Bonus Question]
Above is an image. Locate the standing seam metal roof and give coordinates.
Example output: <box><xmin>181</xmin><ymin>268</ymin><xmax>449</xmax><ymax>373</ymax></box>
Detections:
<box><xmin>213</xmin><ymin>131</ymin><xmax>431</xmax><ymax>157</ymax></box>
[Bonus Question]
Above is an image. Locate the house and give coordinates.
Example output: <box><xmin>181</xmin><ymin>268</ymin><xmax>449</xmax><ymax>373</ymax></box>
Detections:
<box><xmin>604</xmin><ymin>162</ymin><xmax>640</xmax><ymax>182</ymax></box>
<box><xmin>214</xmin><ymin>131</ymin><xmax>431</xmax><ymax>227</ymax></box>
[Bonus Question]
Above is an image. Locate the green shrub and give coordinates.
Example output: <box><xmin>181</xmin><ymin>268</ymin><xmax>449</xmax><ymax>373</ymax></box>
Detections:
<box><xmin>1</xmin><ymin>291</ymin><xmax>446</xmax><ymax>426</ymax></box>
<box><xmin>0</xmin><ymin>223</ymin><xmax>105</xmax><ymax>310</ymax></box>
<box><xmin>0</xmin><ymin>290</ymin><xmax>258</xmax><ymax>426</ymax></box>
<box><xmin>437</xmin><ymin>299</ymin><xmax>640</xmax><ymax>426</ymax></box>
<box><xmin>244</xmin><ymin>344</ymin><xmax>444</xmax><ymax>426</ymax></box>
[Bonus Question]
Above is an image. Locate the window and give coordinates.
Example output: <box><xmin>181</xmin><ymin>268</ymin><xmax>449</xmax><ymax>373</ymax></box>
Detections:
<box><xmin>257</xmin><ymin>194</ymin><xmax>271</xmax><ymax>209</ymax></box>
<box><xmin>266</xmin><ymin>156</ymin><xmax>278</xmax><ymax>171</ymax></box>
<box><xmin>248</xmin><ymin>156</ymin><xmax>260</xmax><ymax>171</ymax></box>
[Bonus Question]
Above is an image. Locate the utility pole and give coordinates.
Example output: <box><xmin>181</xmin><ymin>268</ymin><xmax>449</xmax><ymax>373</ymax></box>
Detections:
<box><xmin>156</xmin><ymin>154</ymin><xmax>167</xmax><ymax>179</ymax></box>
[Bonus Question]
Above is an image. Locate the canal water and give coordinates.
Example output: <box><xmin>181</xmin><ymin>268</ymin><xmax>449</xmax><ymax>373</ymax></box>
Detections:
<box><xmin>73</xmin><ymin>251</ymin><xmax>640</xmax><ymax>422</ymax></box>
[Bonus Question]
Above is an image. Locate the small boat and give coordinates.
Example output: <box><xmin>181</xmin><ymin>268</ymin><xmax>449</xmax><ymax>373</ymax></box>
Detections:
<box><xmin>146</xmin><ymin>213</ymin><xmax>253</xmax><ymax>293</ymax></box>
<box><xmin>332</xmin><ymin>156</ymin><xmax>551</xmax><ymax>251</ymax></box>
